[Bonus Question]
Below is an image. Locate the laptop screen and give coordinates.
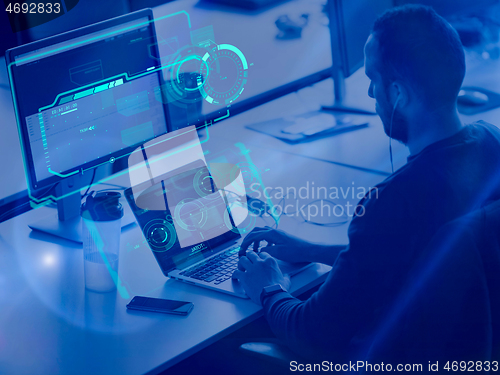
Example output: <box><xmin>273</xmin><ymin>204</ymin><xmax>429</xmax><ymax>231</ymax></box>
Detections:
<box><xmin>125</xmin><ymin>163</ymin><xmax>241</xmax><ymax>273</ymax></box>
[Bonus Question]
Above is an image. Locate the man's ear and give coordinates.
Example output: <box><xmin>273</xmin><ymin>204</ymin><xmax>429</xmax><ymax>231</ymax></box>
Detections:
<box><xmin>391</xmin><ymin>82</ymin><xmax>409</xmax><ymax>108</ymax></box>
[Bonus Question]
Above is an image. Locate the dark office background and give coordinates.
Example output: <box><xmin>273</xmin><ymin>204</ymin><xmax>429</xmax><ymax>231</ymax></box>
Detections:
<box><xmin>2</xmin><ymin>0</ymin><xmax>500</xmax><ymax>56</ymax></box>
<box><xmin>395</xmin><ymin>0</ymin><xmax>497</xmax><ymax>15</ymax></box>
<box><xmin>2</xmin><ymin>0</ymin><xmax>500</xmax><ymax>224</ymax></box>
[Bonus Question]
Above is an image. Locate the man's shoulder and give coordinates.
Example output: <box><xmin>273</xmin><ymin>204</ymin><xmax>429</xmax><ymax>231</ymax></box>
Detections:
<box><xmin>356</xmin><ymin>120</ymin><xmax>500</xmax><ymax>212</ymax></box>
<box><xmin>454</xmin><ymin>120</ymin><xmax>500</xmax><ymax>150</ymax></box>
<box><xmin>469</xmin><ymin>120</ymin><xmax>500</xmax><ymax>139</ymax></box>
<box><xmin>473</xmin><ymin>119</ymin><xmax>500</xmax><ymax>130</ymax></box>
<box><xmin>400</xmin><ymin>120</ymin><xmax>500</xmax><ymax>176</ymax></box>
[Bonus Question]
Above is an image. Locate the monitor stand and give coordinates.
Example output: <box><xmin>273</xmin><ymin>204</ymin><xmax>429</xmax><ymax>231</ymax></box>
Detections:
<box><xmin>28</xmin><ymin>174</ymin><xmax>134</xmax><ymax>243</ymax></box>
<box><xmin>322</xmin><ymin>69</ymin><xmax>377</xmax><ymax>116</ymax></box>
<box><xmin>322</xmin><ymin>102</ymin><xmax>377</xmax><ymax>115</ymax></box>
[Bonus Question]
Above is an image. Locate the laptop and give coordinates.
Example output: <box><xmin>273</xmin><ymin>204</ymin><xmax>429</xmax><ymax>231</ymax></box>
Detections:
<box><xmin>125</xmin><ymin>160</ymin><xmax>310</xmax><ymax>298</ymax></box>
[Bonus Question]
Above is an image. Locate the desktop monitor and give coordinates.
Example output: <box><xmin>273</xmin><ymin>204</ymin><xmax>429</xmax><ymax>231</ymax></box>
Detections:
<box><xmin>323</xmin><ymin>0</ymin><xmax>394</xmax><ymax>115</ymax></box>
<box><xmin>147</xmin><ymin>0</ymin><xmax>392</xmax><ymax>126</ymax></box>
<box><xmin>148</xmin><ymin>0</ymin><xmax>335</xmax><ymax>127</ymax></box>
<box><xmin>328</xmin><ymin>0</ymin><xmax>500</xmax><ymax>116</ymax></box>
<box><xmin>6</xmin><ymin>9</ymin><xmax>169</xmax><ymax>240</ymax></box>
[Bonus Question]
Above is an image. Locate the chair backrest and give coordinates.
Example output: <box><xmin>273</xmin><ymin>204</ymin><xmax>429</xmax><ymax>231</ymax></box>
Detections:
<box><xmin>367</xmin><ymin>200</ymin><xmax>500</xmax><ymax>363</ymax></box>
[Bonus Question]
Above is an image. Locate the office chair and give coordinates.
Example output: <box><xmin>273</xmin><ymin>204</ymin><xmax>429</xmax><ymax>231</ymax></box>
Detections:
<box><xmin>240</xmin><ymin>200</ymin><xmax>500</xmax><ymax>364</ymax></box>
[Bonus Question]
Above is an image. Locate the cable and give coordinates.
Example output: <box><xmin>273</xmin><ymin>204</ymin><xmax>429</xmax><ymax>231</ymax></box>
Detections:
<box><xmin>210</xmin><ymin>188</ymin><xmax>350</xmax><ymax>230</ymax></box>
<box><xmin>80</xmin><ymin>171</ymin><xmax>127</xmax><ymax>202</ymax></box>
<box><xmin>82</xmin><ymin>169</ymin><xmax>97</xmax><ymax>200</ymax></box>
<box><xmin>389</xmin><ymin>95</ymin><xmax>401</xmax><ymax>174</ymax></box>
<box><xmin>35</xmin><ymin>181</ymin><xmax>59</xmax><ymax>198</ymax></box>
<box><xmin>243</xmin><ymin>188</ymin><xmax>349</xmax><ymax>229</ymax></box>
<box><xmin>298</xmin><ymin>199</ymin><xmax>349</xmax><ymax>227</ymax></box>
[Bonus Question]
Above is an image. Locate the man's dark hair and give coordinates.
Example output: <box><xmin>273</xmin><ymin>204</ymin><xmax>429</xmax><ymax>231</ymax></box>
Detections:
<box><xmin>371</xmin><ymin>4</ymin><xmax>466</xmax><ymax>109</ymax></box>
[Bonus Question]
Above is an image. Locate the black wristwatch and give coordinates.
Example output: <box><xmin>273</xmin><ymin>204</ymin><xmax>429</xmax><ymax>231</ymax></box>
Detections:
<box><xmin>260</xmin><ymin>284</ymin><xmax>288</xmax><ymax>306</ymax></box>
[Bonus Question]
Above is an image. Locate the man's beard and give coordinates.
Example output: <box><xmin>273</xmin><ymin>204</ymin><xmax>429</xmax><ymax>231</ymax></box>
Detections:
<box><xmin>379</xmin><ymin>98</ymin><xmax>409</xmax><ymax>145</ymax></box>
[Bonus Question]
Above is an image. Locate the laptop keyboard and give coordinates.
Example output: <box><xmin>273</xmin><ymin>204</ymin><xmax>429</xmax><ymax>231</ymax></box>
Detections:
<box><xmin>180</xmin><ymin>243</ymin><xmax>266</xmax><ymax>285</ymax></box>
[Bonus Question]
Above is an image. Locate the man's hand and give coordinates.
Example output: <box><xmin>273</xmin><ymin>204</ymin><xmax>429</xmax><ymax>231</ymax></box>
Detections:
<box><xmin>232</xmin><ymin>251</ymin><xmax>291</xmax><ymax>305</ymax></box>
<box><xmin>239</xmin><ymin>227</ymin><xmax>312</xmax><ymax>263</ymax></box>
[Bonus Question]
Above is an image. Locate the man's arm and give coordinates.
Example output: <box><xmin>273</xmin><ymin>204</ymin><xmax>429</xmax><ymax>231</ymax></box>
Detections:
<box><xmin>233</xmin><ymin>242</ymin><xmax>372</xmax><ymax>361</ymax></box>
<box><xmin>235</xmin><ymin>183</ymin><xmax>413</xmax><ymax>361</ymax></box>
<box><xmin>260</xmin><ymin>246</ymin><xmax>373</xmax><ymax>361</ymax></box>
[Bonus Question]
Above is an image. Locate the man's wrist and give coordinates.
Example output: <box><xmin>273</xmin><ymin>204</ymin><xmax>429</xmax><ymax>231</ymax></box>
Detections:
<box><xmin>260</xmin><ymin>284</ymin><xmax>288</xmax><ymax>306</ymax></box>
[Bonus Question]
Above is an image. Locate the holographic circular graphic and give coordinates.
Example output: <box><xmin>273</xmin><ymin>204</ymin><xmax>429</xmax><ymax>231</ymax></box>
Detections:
<box><xmin>223</xmin><ymin>201</ymin><xmax>257</xmax><ymax>235</ymax></box>
<box><xmin>193</xmin><ymin>168</ymin><xmax>220</xmax><ymax>201</ymax></box>
<box><xmin>143</xmin><ymin>218</ymin><xmax>177</xmax><ymax>252</ymax></box>
<box><xmin>156</xmin><ymin>45</ymin><xmax>210</xmax><ymax>107</ymax></box>
<box><xmin>176</xmin><ymin>54</ymin><xmax>208</xmax><ymax>91</ymax></box>
<box><xmin>230</xmin><ymin>162</ymin><xmax>259</xmax><ymax>194</ymax></box>
<box><xmin>174</xmin><ymin>198</ymin><xmax>208</xmax><ymax>231</ymax></box>
<box><xmin>199</xmin><ymin>44</ymin><xmax>248</xmax><ymax>106</ymax></box>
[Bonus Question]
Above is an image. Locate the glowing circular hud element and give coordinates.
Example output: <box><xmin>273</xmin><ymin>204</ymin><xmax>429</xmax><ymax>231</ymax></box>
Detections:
<box><xmin>194</xmin><ymin>168</ymin><xmax>219</xmax><ymax>200</ymax></box>
<box><xmin>224</xmin><ymin>201</ymin><xmax>257</xmax><ymax>234</ymax></box>
<box><xmin>174</xmin><ymin>198</ymin><xmax>208</xmax><ymax>231</ymax></box>
<box><xmin>158</xmin><ymin>45</ymin><xmax>209</xmax><ymax>107</ymax></box>
<box><xmin>199</xmin><ymin>44</ymin><xmax>248</xmax><ymax>106</ymax></box>
<box><xmin>230</xmin><ymin>162</ymin><xmax>258</xmax><ymax>194</ymax></box>
<box><xmin>143</xmin><ymin>218</ymin><xmax>177</xmax><ymax>252</ymax></box>
<box><xmin>176</xmin><ymin>55</ymin><xmax>208</xmax><ymax>91</ymax></box>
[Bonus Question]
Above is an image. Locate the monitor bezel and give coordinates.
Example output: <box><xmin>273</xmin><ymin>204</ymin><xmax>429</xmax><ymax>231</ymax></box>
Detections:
<box><xmin>5</xmin><ymin>8</ymin><xmax>168</xmax><ymax>192</ymax></box>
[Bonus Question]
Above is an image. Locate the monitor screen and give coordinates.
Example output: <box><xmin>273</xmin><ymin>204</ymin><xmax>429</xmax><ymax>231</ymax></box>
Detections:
<box><xmin>7</xmin><ymin>11</ymin><xmax>168</xmax><ymax>190</ymax></box>
<box><xmin>150</xmin><ymin>0</ymin><xmax>333</xmax><ymax>124</ymax></box>
<box><xmin>24</xmin><ymin>73</ymin><xmax>165</xmax><ymax>183</ymax></box>
<box><xmin>335</xmin><ymin>0</ymin><xmax>394</xmax><ymax>78</ymax></box>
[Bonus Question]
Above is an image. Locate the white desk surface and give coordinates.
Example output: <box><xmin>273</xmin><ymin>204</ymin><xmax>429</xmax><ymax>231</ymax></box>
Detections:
<box><xmin>206</xmin><ymin>75</ymin><xmax>410</xmax><ymax>175</ymax></box>
<box><xmin>0</xmin><ymin>144</ymin><xmax>386</xmax><ymax>374</ymax></box>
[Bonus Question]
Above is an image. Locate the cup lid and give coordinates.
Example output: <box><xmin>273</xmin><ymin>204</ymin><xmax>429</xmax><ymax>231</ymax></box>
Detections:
<box><xmin>81</xmin><ymin>191</ymin><xmax>124</xmax><ymax>221</ymax></box>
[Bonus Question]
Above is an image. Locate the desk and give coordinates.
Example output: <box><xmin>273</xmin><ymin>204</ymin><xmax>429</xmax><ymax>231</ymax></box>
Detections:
<box><xmin>460</xmin><ymin>56</ymin><xmax>500</xmax><ymax>126</ymax></box>
<box><xmin>0</xmin><ymin>144</ymin><xmax>386</xmax><ymax>374</ymax></box>
<box><xmin>204</xmin><ymin>76</ymin><xmax>410</xmax><ymax>175</ymax></box>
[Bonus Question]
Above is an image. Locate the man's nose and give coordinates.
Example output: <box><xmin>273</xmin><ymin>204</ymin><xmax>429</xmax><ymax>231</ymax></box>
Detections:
<box><xmin>368</xmin><ymin>82</ymin><xmax>375</xmax><ymax>99</ymax></box>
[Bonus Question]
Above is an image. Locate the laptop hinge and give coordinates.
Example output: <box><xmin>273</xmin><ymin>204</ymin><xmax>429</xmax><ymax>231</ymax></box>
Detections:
<box><xmin>175</xmin><ymin>240</ymin><xmax>239</xmax><ymax>270</ymax></box>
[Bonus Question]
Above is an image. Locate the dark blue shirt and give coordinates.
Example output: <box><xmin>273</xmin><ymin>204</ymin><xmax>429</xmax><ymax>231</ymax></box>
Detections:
<box><xmin>263</xmin><ymin>121</ymin><xmax>500</xmax><ymax>361</ymax></box>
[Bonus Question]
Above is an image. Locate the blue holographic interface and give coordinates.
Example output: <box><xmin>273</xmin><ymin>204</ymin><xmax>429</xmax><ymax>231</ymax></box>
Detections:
<box><xmin>10</xmin><ymin>15</ymin><xmax>167</xmax><ymax>189</ymax></box>
<box><xmin>25</xmin><ymin>73</ymin><xmax>166</xmax><ymax>182</ymax></box>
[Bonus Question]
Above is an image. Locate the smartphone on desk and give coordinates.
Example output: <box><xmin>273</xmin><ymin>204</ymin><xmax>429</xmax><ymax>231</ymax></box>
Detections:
<box><xmin>126</xmin><ymin>296</ymin><xmax>194</xmax><ymax>316</ymax></box>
